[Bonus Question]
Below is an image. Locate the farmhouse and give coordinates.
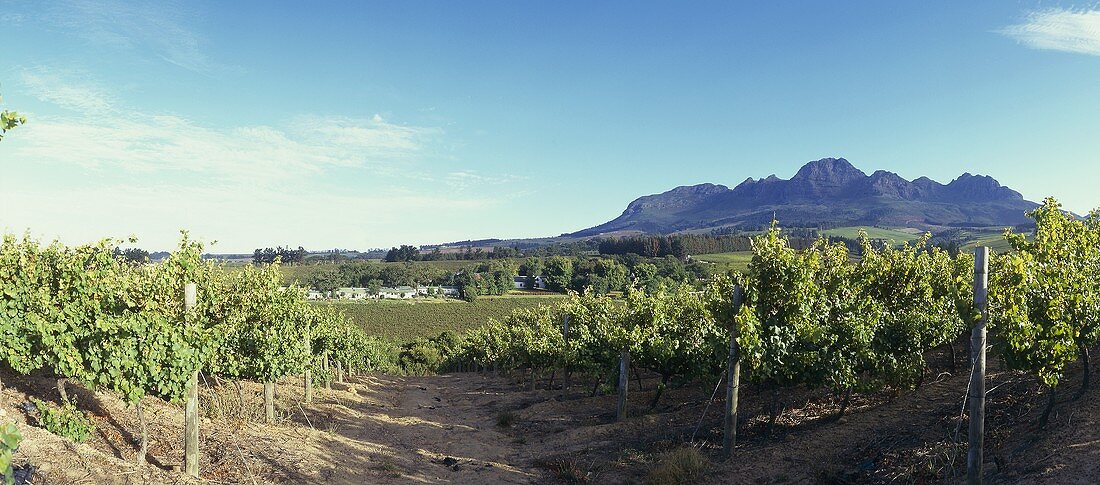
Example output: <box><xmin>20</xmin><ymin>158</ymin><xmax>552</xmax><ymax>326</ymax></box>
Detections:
<box><xmin>378</xmin><ymin>286</ymin><xmax>417</xmax><ymax>299</ymax></box>
<box><xmin>513</xmin><ymin>275</ymin><xmax>549</xmax><ymax>290</ymax></box>
<box><xmin>314</xmin><ymin>285</ymin><xmax>461</xmax><ymax>300</ymax></box>
<box><xmin>335</xmin><ymin>287</ymin><xmax>372</xmax><ymax>300</ymax></box>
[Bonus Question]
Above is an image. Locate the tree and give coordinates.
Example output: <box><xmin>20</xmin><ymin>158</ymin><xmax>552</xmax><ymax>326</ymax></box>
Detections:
<box><xmin>544</xmin><ymin>256</ymin><xmax>573</xmax><ymax>293</ymax></box>
<box><xmin>595</xmin><ymin>259</ymin><xmax>628</xmax><ymax>293</ymax></box>
<box><xmin>366</xmin><ymin>279</ymin><xmax>383</xmax><ymax>296</ymax></box>
<box><xmin>384</xmin><ymin>245</ymin><xmax>421</xmax><ymax>262</ymax></box>
<box><xmin>113</xmin><ymin>247</ymin><xmax>151</xmax><ymax>265</ymax></box>
<box><xmin>307</xmin><ymin>268</ymin><xmax>343</xmax><ymax>294</ymax></box>
<box><xmin>632</xmin><ymin>262</ymin><xmax>660</xmax><ymax>294</ymax></box>
<box><xmin>0</xmin><ymin>92</ymin><xmax>26</xmax><ymax>142</ymax></box>
<box><xmin>521</xmin><ymin>257</ymin><xmax>544</xmax><ymax>289</ymax></box>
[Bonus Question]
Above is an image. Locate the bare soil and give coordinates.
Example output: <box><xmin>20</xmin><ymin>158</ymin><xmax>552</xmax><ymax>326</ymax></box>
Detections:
<box><xmin>2</xmin><ymin>346</ymin><xmax>1097</xmax><ymax>484</ymax></box>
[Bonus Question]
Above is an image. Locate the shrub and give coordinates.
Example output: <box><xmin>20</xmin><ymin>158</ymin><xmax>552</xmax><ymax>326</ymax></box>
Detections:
<box><xmin>32</xmin><ymin>399</ymin><xmax>94</xmax><ymax>444</ymax></box>
<box><xmin>547</xmin><ymin>458</ymin><xmax>593</xmax><ymax>484</ymax></box>
<box><xmin>399</xmin><ymin>338</ymin><xmax>444</xmax><ymax>375</ymax></box>
<box><xmin>397</xmin><ymin>332</ymin><xmax>465</xmax><ymax>374</ymax></box>
<box><xmin>496</xmin><ymin>411</ymin><xmax>517</xmax><ymax>428</ymax></box>
<box><xmin>1</xmin><ymin>422</ymin><xmax>22</xmax><ymax>485</ymax></box>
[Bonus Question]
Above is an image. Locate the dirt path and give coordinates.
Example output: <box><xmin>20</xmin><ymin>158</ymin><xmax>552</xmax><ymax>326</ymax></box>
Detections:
<box><xmin>2</xmin><ymin>370</ymin><xmax>550</xmax><ymax>484</ymax></box>
<box><xmin>5</xmin><ymin>362</ymin><xmax>1098</xmax><ymax>484</ymax></box>
<box><xmin>310</xmin><ymin>373</ymin><xmax>544</xmax><ymax>484</ymax></box>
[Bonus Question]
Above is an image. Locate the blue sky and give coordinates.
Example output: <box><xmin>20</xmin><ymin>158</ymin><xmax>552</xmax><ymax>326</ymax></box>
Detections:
<box><xmin>2</xmin><ymin>1</ymin><xmax>1099</xmax><ymax>252</ymax></box>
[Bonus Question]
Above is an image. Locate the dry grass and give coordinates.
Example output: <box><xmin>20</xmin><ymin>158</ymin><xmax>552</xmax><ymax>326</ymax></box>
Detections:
<box><xmin>645</xmin><ymin>447</ymin><xmax>708</xmax><ymax>485</ymax></box>
<box><xmin>546</xmin><ymin>457</ymin><xmax>596</xmax><ymax>484</ymax></box>
<box><xmin>496</xmin><ymin>410</ymin><xmax>518</xmax><ymax>428</ymax></box>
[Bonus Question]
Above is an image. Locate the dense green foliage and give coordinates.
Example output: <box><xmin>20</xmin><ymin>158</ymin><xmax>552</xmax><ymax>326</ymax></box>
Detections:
<box><xmin>32</xmin><ymin>398</ymin><xmax>94</xmax><ymax>443</ymax></box>
<box><xmin>0</xmin><ymin>94</ymin><xmax>25</xmax><ymax>142</ymax></box>
<box><xmin>0</xmin><ymin>423</ymin><xmax>19</xmax><ymax>485</ymax></box>
<box><xmin>455</xmin><ymin>259</ymin><xmax>519</xmax><ymax>299</ymax></box>
<box><xmin>441</xmin><ymin>202</ymin><xmax>1096</xmax><ymax>407</ymax></box>
<box><xmin>989</xmin><ymin>198</ymin><xmax>1100</xmax><ymax>388</ymax></box>
<box><xmin>0</xmin><ymin>233</ymin><xmax>379</xmax><ymax>408</ymax></box>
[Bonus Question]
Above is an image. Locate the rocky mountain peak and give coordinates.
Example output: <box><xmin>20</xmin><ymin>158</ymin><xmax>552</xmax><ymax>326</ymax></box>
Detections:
<box><xmin>568</xmin><ymin>157</ymin><xmax>1037</xmax><ymax>237</ymax></box>
<box><xmin>945</xmin><ymin>173</ymin><xmax>1023</xmax><ymax>201</ymax></box>
<box><xmin>792</xmin><ymin>157</ymin><xmax>867</xmax><ymax>185</ymax></box>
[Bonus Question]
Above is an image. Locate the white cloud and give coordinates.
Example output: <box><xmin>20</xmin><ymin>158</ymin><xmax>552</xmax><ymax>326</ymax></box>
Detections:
<box><xmin>444</xmin><ymin>170</ymin><xmax>525</xmax><ymax>190</ymax></box>
<box><xmin>9</xmin><ymin>113</ymin><xmax>437</xmax><ymax>181</ymax></box>
<box><xmin>38</xmin><ymin>0</ymin><xmax>236</xmax><ymax>74</ymax></box>
<box><xmin>19</xmin><ymin>66</ymin><xmax>116</xmax><ymax>113</ymax></box>
<box><xmin>1000</xmin><ymin>8</ymin><xmax>1100</xmax><ymax>56</ymax></box>
<box><xmin>8</xmin><ymin>71</ymin><xmax>439</xmax><ymax>182</ymax></box>
<box><xmin>1</xmin><ymin>70</ymin><xmax>529</xmax><ymax>250</ymax></box>
<box><xmin>0</xmin><ymin>182</ymin><xmax>496</xmax><ymax>252</ymax></box>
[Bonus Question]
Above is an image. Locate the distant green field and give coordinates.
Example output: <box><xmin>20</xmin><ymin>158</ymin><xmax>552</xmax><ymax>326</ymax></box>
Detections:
<box><xmin>821</xmin><ymin>226</ymin><xmax>924</xmax><ymax>242</ymax></box>
<box><xmin>693</xmin><ymin>251</ymin><xmax>754</xmax><ymax>273</ymax></box>
<box><xmin>960</xmin><ymin>231</ymin><xmax>1015</xmax><ymax>253</ymax></box>
<box><xmin>314</xmin><ymin>295</ymin><xmax>566</xmax><ymax>343</ymax></box>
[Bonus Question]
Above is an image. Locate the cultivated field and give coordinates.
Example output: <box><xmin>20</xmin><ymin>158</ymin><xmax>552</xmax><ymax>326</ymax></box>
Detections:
<box><xmin>820</xmin><ymin>226</ymin><xmax>923</xmax><ymax>241</ymax></box>
<box><xmin>315</xmin><ymin>294</ymin><xmax>566</xmax><ymax>343</ymax></box>
<box><xmin>692</xmin><ymin>251</ymin><xmax>753</xmax><ymax>272</ymax></box>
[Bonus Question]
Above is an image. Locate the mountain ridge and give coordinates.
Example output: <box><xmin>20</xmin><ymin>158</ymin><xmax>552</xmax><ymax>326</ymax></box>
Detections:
<box><xmin>569</xmin><ymin>158</ymin><xmax>1038</xmax><ymax>237</ymax></box>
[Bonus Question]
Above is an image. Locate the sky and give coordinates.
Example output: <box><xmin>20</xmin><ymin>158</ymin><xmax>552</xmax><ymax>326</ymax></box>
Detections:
<box><xmin>1</xmin><ymin>1</ymin><xmax>1099</xmax><ymax>252</ymax></box>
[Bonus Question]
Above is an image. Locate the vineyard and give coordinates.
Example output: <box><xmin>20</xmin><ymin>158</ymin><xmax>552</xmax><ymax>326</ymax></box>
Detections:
<box><xmin>1</xmin><ymin>198</ymin><xmax>1098</xmax><ymax>483</ymax></box>
<box><xmin>319</xmin><ymin>296</ymin><xmax>566</xmax><ymax>343</ymax></box>
<box><xmin>402</xmin><ymin>197</ymin><xmax>1099</xmax><ymax>481</ymax></box>
<box><xmin>0</xmin><ymin>232</ymin><xmax>387</xmax><ymax>482</ymax></box>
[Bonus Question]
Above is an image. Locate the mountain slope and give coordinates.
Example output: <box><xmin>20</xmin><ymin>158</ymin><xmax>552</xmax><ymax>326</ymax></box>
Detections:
<box><xmin>570</xmin><ymin>158</ymin><xmax>1038</xmax><ymax>237</ymax></box>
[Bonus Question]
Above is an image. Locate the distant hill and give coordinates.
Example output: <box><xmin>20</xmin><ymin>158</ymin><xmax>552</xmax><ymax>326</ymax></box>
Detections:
<box><xmin>569</xmin><ymin>157</ymin><xmax>1039</xmax><ymax>237</ymax></box>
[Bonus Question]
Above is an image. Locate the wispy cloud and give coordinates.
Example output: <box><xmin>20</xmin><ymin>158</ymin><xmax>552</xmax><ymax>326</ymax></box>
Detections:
<box><xmin>12</xmin><ymin>67</ymin><xmax>438</xmax><ymax>182</ymax></box>
<box><xmin>19</xmin><ymin>66</ymin><xmax>116</xmax><ymax>113</ymax></box>
<box><xmin>2</xmin><ymin>69</ymin><xmax>528</xmax><ymax>249</ymax></box>
<box><xmin>445</xmin><ymin>170</ymin><xmax>526</xmax><ymax>191</ymax></box>
<box><xmin>37</xmin><ymin>0</ymin><xmax>236</xmax><ymax>74</ymax></box>
<box><xmin>0</xmin><ymin>182</ymin><xmax>497</xmax><ymax>252</ymax></box>
<box><xmin>1</xmin><ymin>13</ymin><xmax>27</xmax><ymax>24</ymax></box>
<box><xmin>999</xmin><ymin>8</ymin><xmax>1100</xmax><ymax>56</ymax></box>
<box><xmin>11</xmin><ymin>112</ymin><xmax>438</xmax><ymax>182</ymax></box>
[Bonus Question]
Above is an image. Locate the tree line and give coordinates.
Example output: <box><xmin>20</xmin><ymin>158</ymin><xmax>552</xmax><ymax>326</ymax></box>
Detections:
<box><xmin>252</xmin><ymin>246</ymin><xmax>308</xmax><ymax>264</ymax></box>
<box><xmin>597</xmin><ymin>233</ymin><xmax>818</xmax><ymax>258</ymax></box>
<box><xmin>304</xmin><ymin>252</ymin><xmax>715</xmax><ymax>299</ymax></box>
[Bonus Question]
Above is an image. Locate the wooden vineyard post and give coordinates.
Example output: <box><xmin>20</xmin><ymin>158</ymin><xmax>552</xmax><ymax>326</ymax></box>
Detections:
<box><xmin>968</xmin><ymin>247</ymin><xmax>990</xmax><ymax>485</ymax></box>
<box><xmin>337</xmin><ymin>361</ymin><xmax>345</xmax><ymax>384</ymax></box>
<box><xmin>304</xmin><ymin>336</ymin><xmax>313</xmax><ymax>405</ymax></box>
<box><xmin>616</xmin><ymin>349</ymin><xmax>630</xmax><ymax>421</ymax></box>
<box><xmin>264</xmin><ymin>381</ymin><xmax>275</xmax><ymax>424</ymax></box>
<box><xmin>323</xmin><ymin>354</ymin><xmax>331</xmax><ymax>390</ymax></box>
<box><xmin>183</xmin><ymin>283</ymin><xmax>199</xmax><ymax>478</ymax></box>
<box><xmin>562</xmin><ymin>315</ymin><xmax>571</xmax><ymax>391</ymax></box>
<box><xmin>723</xmin><ymin>285</ymin><xmax>745</xmax><ymax>460</ymax></box>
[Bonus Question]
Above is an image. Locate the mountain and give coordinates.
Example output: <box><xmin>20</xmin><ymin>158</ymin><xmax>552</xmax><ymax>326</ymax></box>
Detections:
<box><xmin>569</xmin><ymin>158</ymin><xmax>1039</xmax><ymax>237</ymax></box>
